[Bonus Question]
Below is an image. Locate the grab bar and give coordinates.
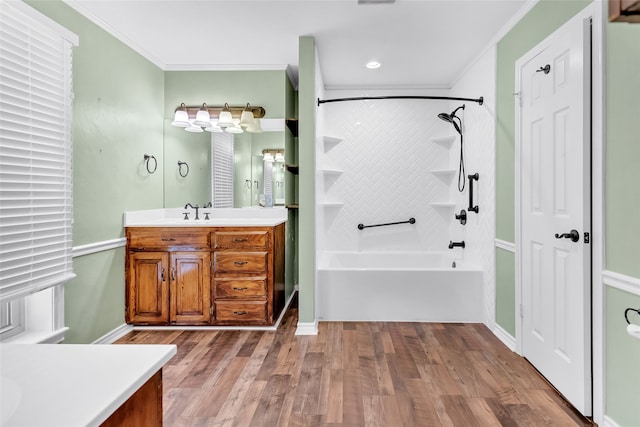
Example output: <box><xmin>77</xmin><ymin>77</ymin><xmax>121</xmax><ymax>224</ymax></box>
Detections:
<box><xmin>468</xmin><ymin>173</ymin><xmax>479</xmax><ymax>213</ymax></box>
<box><xmin>357</xmin><ymin>217</ymin><xmax>415</xmax><ymax>230</ymax></box>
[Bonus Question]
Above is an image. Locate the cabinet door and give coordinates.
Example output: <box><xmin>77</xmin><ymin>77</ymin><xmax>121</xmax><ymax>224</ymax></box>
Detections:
<box><xmin>170</xmin><ymin>251</ymin><xmax>211</xmax><ymax>325</ymax></box>
<box><xmin>127</xmin><ymin>252</ymin><xmax>169</xmax><ymax>325</ymax></box>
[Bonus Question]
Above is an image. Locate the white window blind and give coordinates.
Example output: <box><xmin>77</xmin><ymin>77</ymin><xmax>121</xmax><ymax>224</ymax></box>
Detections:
<box><xmin>211</xmin><ymin>133</ymin><xmax>234</xmax><ymax>208</ymax></box>
<box><xmin>0</xmin><ymin>1</ymin><xmax>77</xmax><ymax>304</ymax></box>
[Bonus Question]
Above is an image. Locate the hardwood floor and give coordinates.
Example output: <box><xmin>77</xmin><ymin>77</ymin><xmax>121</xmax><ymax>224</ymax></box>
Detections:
<box><xmin>115</xmin><ymin>308</ymin><xmax>594</xmax><ymax>426</ymax></box>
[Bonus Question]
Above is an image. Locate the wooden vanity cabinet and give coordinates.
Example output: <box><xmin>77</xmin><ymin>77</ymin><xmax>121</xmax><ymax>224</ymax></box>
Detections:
<box><xmin>126</xmin><ymin>228</ymin><xmax>211</xmax><ymax>326</ymax></box>
<box><xmin>212</xmin><ymin>225</ymin><xmax>285</xmax><ymax>326</ymax></box>
<box><xmin>125</xmin><ymin>223</ymin><xmax>285</xmax><ymax>327</ymax></box>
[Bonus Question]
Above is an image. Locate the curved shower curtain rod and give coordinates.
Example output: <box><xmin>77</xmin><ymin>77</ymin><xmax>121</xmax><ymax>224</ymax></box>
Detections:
<box><xmin>317</xmin><ymin>95</ymin><xmax>483</xmax><ymax>106</ymax></box>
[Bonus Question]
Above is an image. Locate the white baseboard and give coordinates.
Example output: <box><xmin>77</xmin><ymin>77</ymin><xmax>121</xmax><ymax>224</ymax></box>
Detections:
<box><xmin>603</xmin><ymin>415</ymin><xmax>622</xmax><ymax>427</ymax></box>
<box><xmin>92</xmin><ymin>323</ymin><xmax>133</xmax><ymax>344</ymax></box>
<box><xmin>493</xmin><ymin>323</ymin><xmax>516</xmax><ymax>351</ymax></box>
<box><xmin>295</xmin><ymin>320</ymin><xmax>318</xmax><ymax>336</ymax></box>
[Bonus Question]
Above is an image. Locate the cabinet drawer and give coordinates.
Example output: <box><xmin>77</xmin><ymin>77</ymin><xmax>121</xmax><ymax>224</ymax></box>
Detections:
<box><xmin>215</xmin><ymin>252</ymin><xmax>268</xmax><ymax>274</ymax></box>
<box><xmin>128</xmin><ymin>228</ymin><xmax>209</xmax><ymax>249</ymax></box>
<box><xmin>214</xmin><ymin>278</ymin><xmax>267</xmax><ymax>299</ymax></box>
<box><xmin>215</xmin><ymin>301</ymin><xmax>267</xmax><ymax>323</ymax></box>
<box><xmin>212</xmin><ymin>231</ymin><xmax>268</xmax><ymax>249</ymax></box>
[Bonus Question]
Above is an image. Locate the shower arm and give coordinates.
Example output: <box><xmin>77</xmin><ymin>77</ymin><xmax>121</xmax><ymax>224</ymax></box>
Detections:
<box><xmin>317</xmin><ymin>95</ymin><xmax>483</xmax><ymax>106</ymax></box>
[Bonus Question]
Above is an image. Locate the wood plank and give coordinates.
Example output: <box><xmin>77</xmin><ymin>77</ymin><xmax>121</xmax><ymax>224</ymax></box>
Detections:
<box><xmin>113</xmin><ymin>311</ymin><xmax>595</xmax><ymax>427</ymax></box>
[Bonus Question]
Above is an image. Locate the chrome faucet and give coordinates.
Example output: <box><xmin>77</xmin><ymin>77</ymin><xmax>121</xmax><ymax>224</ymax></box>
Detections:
<box><xmin>448</xmin><ymin>240</ymin><xmax>465</xmax><ymax>249</ymax></box>
<box><xmin>184</xmin><ymin>203</ymin><xmax>199</xmax><ymax>220</ymax></box>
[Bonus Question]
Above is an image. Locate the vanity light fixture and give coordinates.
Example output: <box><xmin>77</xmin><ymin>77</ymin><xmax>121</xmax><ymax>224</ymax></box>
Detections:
<box><xmin>171</xmin><ymin>102</ymin><xmax>266</xmax><ymax>134</ymax></box>
<box><xmin>239</xmin><ymin>103</ymin><xmax>255</xmax><ymax>128</ymax></box>
<box><xmin>193</xmin><ymin>103</ymin><xmax>211</xmax><ymax>127</ymax></box>
<box><xmin>171</xmin><ymin>103</ymin><xmax>190</xmax><ymax>127</ymax></box>
<box><xmin>217</xmin><ymin>103</ymin><xmax>235</xmax><ymax>129</ymax></box>
<box><xmin>262</xmin><ymin>149</ymin><xmax>284</xmax><ymax>161</ymax></box>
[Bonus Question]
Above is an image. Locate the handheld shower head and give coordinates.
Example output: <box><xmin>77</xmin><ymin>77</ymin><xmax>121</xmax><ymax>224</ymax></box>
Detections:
<box><xmin>437</xmin><ymin>104</ymin><xmax>465</xmax><ymax>135</ymax></box>
<box><xmin>437</xmin><ymin>104</ymin><xmax>466</xmax><ymax>192</ymax></box>
<box><xmin>437</xmin><ymin>112</ymin><xmax>453</xmax><ymax>122</ymax></box>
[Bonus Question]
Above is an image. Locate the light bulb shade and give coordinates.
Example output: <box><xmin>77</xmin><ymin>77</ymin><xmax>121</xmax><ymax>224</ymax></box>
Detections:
<box><xmin>239</xmin><ymin>110</ymin><xmax>255</xmax><ymax>128</ymax></box>
<box><xmin>217</xmin><ymin>110</ymin><xmax>234</xmax><ymax>128</ymax></box>
<box><xmin>263</xmin><ymin>152</ymin><xmax>274</xmax><ymax>161</ymax></box>
<box><xmin>171</xmin><ymin>108</ymin><xmax>190</xmax><ymax>127</ymax></box>
<box><xmin>185</xmin><ymin>121</ymin><xmax>204</xmax><ymax>133</ymax></box>
<box><xmin>246</xmin><ymin>118</ymin><xmax>263</xmax><ymax>133</ymax></box>
<box><xmin>225</xmin><ymin>125</ymin><xmax>243</xmax><ymax>134</ymax></box>
<box><xmin>194</xmin><ymin>105</ymin><xmax>211</xmax><ymax>127</ymax></box>
<box><xmin>204</xmin><ymin>120</ymin><xmax>223</xmax><ymax>133</ymax></box>
<box><xmin>274</xmin><ymin>152</ymin><xmax>284</xmax><ymax>162</ymax></box>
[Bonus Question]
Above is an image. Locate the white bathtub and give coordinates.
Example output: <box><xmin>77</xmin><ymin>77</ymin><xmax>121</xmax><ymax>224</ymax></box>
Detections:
<box><xmin>317</xmin><ymin>251</ymin><xmax>483</xmax><ymax>322</ymax></box>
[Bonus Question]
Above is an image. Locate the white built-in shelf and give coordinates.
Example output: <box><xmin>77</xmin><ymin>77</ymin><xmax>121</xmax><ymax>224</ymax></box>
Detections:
<box><xmin>320</xmin><ymin>201</ymin><xmax>344</xmax><ymax>208</ymax></box>
<box><xmin>323</xmin><ymin>136</ymin><xmax>343</xmax><ymax>144</ymax></box>
<box><xmin>431</xmin><ymin>169</ymin><xmax>456</xmax><ymax>181</ymax></box>
<box><xmin>430</xmin><ymin>202</ymin><xmax>456</xmax><ymax>209</ymax></box>
<box><xmin>431</xmin><ymin>135</ymin><xmax>457</xmax><ymax>147</ymax></box>
<box><xmin>320</xmin><ymin>169</ymin><xmax>343</xmax><ymax>177</ymax></box>
<box><xmin>323</xmin><ymin>135</ymin><xmax>343</xmax><ymax>151</ymax></box>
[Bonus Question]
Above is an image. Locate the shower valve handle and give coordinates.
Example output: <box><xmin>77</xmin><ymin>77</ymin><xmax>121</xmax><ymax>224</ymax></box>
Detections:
<box><xmin>554</xmin><ymin>229</ymin><xmax>579</xmax><ymax>243</ymax></box>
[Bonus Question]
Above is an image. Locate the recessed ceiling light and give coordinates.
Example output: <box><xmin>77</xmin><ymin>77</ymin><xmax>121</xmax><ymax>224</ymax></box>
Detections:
<box><xmin>366</xmin><ymin>61</ymin><xmax>381</xmax><ymax>69</ymax></box>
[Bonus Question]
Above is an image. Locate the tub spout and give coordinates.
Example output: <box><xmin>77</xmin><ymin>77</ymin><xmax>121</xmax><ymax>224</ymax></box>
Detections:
<box><xmin>449</xmin><ymin>240</ymin><xmax>465</xmax><ymax>249</ymax></box>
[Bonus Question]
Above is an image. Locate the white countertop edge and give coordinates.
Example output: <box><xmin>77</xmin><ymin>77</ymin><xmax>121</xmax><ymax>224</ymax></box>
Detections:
<box><xmin>123</xmin><ymin>208</ymin><xmax>288</xmax><ymax>227</ymax></box>
<box><xmin>0</xmin><ymin>344</ymin><xmax>177</xmax><ymax>427</ymax></box>
<box><xmin>124</xmin><ymin>218</ymin><xmax>287</xmax><ymax>227</ymax></box>
<box><xmin>88</xmin><ymin>344</ymin><xmax>177</xmax><ymax>426</ymax></box>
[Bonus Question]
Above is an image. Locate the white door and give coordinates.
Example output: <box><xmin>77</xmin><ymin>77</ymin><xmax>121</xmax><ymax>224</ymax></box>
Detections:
<box><xmin>517</xmin><ymin>15</ymin><xmax>591</xmax><ymax>415</ymax></box>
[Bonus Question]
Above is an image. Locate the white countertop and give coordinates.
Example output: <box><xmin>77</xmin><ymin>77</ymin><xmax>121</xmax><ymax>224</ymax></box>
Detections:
<box><xmin>0</xmin><ymin>344</ymin><xmax>176</xmax><ymax>427</ymax></box>
<box><xmin>123</xmin><ymin>207</ymin><xmax>287</xmax><ymax>227</ymax></box>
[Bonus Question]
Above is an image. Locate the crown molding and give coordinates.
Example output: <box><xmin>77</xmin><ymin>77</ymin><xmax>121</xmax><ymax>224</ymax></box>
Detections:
<box><xmin>63</xmin><ymin>0</ymin><xmax>166</xmax><ymax>69</ymax></box>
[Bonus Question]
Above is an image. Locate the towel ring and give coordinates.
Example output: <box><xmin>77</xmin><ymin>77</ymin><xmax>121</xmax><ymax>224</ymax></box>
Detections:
<box><xmin>144</xmin><ymin>154</ymin><xmax>157</xmax><ymax>174</ymax></box>
<box><xmin>178</xmin><ymin>161</ymin><xmax>189</xmax><ymax>178</ymax></box>
<box><xmin>624</xmin><ymin>307</ymin><xmax>640</xmax><ymax>325</ymax></box>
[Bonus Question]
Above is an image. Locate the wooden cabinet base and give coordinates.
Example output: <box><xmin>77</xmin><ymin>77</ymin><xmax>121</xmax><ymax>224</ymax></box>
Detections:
<box><xmin>126</xmin><ymin>224</ymin><xmax>285</xmax><ymax>327</ymax></box>
<box><xmin>100</xmin><ymin>370</ymin><xmax>163</xmax><ymax>427</ymax></box>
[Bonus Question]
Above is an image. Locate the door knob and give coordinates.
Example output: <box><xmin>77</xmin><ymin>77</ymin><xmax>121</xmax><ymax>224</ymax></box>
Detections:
<box><xmin>555</xmin><ymin>229</ymin><xmax>580</xmax><ymax>242</ymax></box>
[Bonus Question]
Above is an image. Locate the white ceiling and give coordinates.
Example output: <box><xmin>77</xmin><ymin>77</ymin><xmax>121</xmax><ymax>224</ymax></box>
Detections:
<box><xmin>64</xmin><ymin>0</ymin><xmax>531</xmax><ymax>89</ymax></box>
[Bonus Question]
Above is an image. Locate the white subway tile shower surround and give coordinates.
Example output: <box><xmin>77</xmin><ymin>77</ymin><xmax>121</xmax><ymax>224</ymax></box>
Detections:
<box><xmin>449</xmin><ymin>46</ymin><xmax>497</xmax><ymax>327</ymax></box>
<box><xmin>318</xmin><ymin>93</ymin><xmax>454</xmax><ymax>253</ymax></box>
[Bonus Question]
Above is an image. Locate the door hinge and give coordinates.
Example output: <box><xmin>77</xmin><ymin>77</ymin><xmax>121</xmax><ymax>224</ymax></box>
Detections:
<box><xmin>520</xmin><ymin>303</ymin><xmax>524</xmax><ymax>319</ymax></box>
<box><xmin>584</xmin><ymin>232</ymin><xmax>590</xmax><ymax>244</ymax></box>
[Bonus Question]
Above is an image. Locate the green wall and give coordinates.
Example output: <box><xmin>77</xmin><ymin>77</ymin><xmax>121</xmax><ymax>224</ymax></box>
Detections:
<box><xmin>297</xmin><ymin>37</ymin><xmax>316</xmax><ymax>324</ymax></box>
<box><xmin>605</xmin><ymin>23</ymin><xmax>640</xmax><ymax>279</ymax></box>
<box><xmin>603</xmin><ymin>20</ymin><xmax>640</xmax><ymax>427</ymax></box>
<box><xmin>26</xmin><ymin>0</ymin><xmax>165</xmax><ymax>344</ymax></box>
<box><xmin>606</xmin><ymin>287</ymin><xmax>640</xmax><ymax>427</ymax></box>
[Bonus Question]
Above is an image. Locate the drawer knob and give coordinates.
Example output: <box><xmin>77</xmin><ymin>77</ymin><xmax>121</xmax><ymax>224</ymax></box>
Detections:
<box><xmin>233</xmin><ymin>287</ymin><xmax>248</xmax><ymax>291</ymax></box>
<box><xmin>233</xmin><ymin>261</ymin><xmax>248</xmax><ymax>266</ymax></box>
<box><xmin>233</xmin><ymin>311</ymin><xmax>248</xmax><ymax>316</ymax></box>
<box><xmin>233</xmin><ymin>238</ymin><xmax>249</xmax><ymax>243</ymax></box>
<box><xmin>161</xmin><ymin>238</ymin><xmax>176</xmax><ymax>242</ymax></box>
